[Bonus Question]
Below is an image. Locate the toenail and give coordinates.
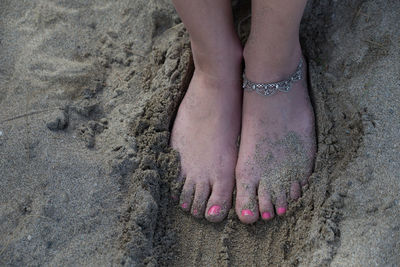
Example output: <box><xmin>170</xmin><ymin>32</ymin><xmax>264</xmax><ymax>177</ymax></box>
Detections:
<box><xmin>277</xmin><ymin>207</ymin><xmax>286</xmax><ymax>215</ymax></box>
<box><xmin>208</xmin><ymin>205</ymin><xmax>221</xmax><ymax>216</ymax></box>
<box><xmin>241</xmin><ymin>209</ymin><xmax>254</xmax><ymax>217</ymax></box>
<box><xmin>193</xmin><ymin>209</ymin><xmax>198</xmax><ymax>215</ymax></box>
<box><xmin>181</xmin><ymin>203</ymin><xmax>188</xmax><ymax>209</ymax></box>
<box><xmin>262</xmin><ymin>212</ymin><xmax>271</xmax><ymax>220</ymax></box>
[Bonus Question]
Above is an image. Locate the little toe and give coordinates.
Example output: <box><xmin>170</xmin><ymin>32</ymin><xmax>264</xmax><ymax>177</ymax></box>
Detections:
<box><xmin>235</xmin><ymin>180</ymin><xmax>259</xmax><ymax>224</ymax></box>
<box><xmin>171</xmin><ymin>173</ymin><xmax>185</xmax><ymax>203</ymax></box>
<box><xmin>300</xmin><ymin>177</ymin><xmax>309</xmax><ymax>188</ymax></box>
<box><xmin>180</xmin><ymin>180</ymin><xmax>195</xmax><ymax>212</ymax></box>
<box><xmin>191</xmin><ymin>182</ymin><xmax>211</xmax><ymax>218</ymax></box>
<box><xmin>290</xmin><ymin>181</ymin><xmax>301</xmax><ymax>201</ymax></box>
<box><xmin>258</xmin><ymin>188</ymin><xmax>275</xmax><ymax>221</ymax></box>
<box><xmin>205</xmin><ymin>180</ymin><xmax>234</xmax><ymax>222</ymax></box>
<box><xmin>275</xmin><ymin>192</ymin><xmax>288</xmax><ymax>216</ymax></box>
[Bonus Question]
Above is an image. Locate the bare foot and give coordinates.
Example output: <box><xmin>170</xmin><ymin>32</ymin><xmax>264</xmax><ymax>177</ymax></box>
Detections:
<box><xmin>171</xmin><ymin>47</ymin><xmax>242</xmax><ymax>222</ymax></box>
<box><xmin>235</xmin><ymin>45</ymin><xmax>316</xmax><ymax>224</ymax></box>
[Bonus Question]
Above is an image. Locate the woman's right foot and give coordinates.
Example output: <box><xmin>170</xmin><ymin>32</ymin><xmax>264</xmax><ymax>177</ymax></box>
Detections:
<box><xmin>170</xmin><ymin>44</ymin><xmax>242</xmax><ymax>222</ymax></box>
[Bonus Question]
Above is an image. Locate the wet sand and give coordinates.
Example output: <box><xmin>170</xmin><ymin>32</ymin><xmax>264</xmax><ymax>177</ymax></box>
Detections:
<box><xmin>1</xmin><ymin>0</ymin><xmax>399</xmax><ymax>266</ymax></box>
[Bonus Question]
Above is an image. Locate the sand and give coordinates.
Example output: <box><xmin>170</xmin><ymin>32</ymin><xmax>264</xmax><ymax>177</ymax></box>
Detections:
<box><xmin>0</xmin><ymin>0</ymin><xmax>399</xmax><ymax>266</ymax></box>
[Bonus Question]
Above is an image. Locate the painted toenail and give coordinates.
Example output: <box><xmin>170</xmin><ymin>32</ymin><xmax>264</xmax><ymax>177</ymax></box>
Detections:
<box><xmin>193</xmin><ymin>209</ymin><xmax>198</xmax><ymax>215</ymax></box>
<box><xmin>262</xmin><ymin>212</ymin><xmax>271</xmax><ymax>220</ymax></box>
<box><xmin>277</xmin><ymin>207</ymin><xmax>286</xmax><ymax>215</ymax></box>
<box><xmin>241</xmin><ymin>209</ymin><xmax>254</xmax><ymax>216</ymax></box>
<box><xmin>181</xmin><ymin>203</ymin><xmax>188</xmax><ymax>209</ymax></box>
<box><xmin>208</xmin><ymin>205</ymin><xmax>221</xmax><ymax>216</ymax></box>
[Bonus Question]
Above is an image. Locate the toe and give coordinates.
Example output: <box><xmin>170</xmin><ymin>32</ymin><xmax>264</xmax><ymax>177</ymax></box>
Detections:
<box><xmin>290</xmin><ymin>181</ymin><xmax>301</xmax><ymax>201</ymax></box>
<box><xmin>180</xmin><ymin>179</ymin><xmax>195</xmax><ymax>212</ymax></box>
<box><xmin>300</xmin><ymin>177</ymin><xmax>309</xmax><ymax>190</ymax></box>
<box><xmin>191</xmin><ymin>182</ymin><xmax>211</xmax><ymax>218</ymax></box>
<box><xmin>258</xmin><ymin>187</ymin><xmax>275</xmax><ymax>221</ymax></box>
<box><xmin>171</xmin><ymin>173</ymin><xmax>185</xmax><ymax>204</ymax></box>
<box><xmin>275</xmin><ymin>192</ymin><xmax>288</xmax><ymax>216</ymax></box>
<box><xmin>235</xmin><ymin>180</ymin><xmax>259</xmax><ymax>224</ymax></box>
<box><xmin>205</xmin><ymin>179</ymin><xmax>234</xmax><ymax>222</ymax></box>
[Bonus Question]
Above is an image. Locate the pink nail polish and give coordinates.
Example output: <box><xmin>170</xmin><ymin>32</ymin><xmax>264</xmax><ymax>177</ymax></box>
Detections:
<box><xmin>193</xmin><ymin>209</ymin><xmax>198</xmax><ymax>215</ymax></box>
<box><xmin>262</xmin><ymin>212</ymin><xmax>271</xmax><ymax>220</ymax></box>
<box><xmin>181</xmin><ymin>203</ymin><xmax>188</xmax><ymax>209</ymax></box>
<box><xmin>208</xmin><ymin>205</ymin><xmax>221</xmax><ymax>216</ymax></box>
<box><xmin>277</xmin><ymin>207</ymin><xmax>286</xmax><ymax>215</ymax></box>
<box><xmin>241</xmin><ymin>209</ymin><xmax>254</xmax><ymax>216</ymax></box>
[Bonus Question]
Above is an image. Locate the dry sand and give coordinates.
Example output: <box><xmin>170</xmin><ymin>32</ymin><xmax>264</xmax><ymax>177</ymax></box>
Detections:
<box><xmin>1</xmin><ymin>0</ymin><xmax>399</xmax><ymax>266</ymax></box>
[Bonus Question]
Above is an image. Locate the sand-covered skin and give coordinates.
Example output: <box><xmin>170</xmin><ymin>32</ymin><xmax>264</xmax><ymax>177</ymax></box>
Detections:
<box><xmin>1</xmin><ymin>0</ymin><xmax>399</xmax><ymax>266</ymax></box>
<box><xmin>253</xmin><ymin>131</ymin><xmax>314</xmax><ymax>199</ymax></box>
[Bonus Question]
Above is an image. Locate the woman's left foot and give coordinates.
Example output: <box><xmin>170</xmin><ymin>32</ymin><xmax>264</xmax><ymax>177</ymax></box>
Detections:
<box><xmin>235</xmin><ymin>46</ymin><xmax>316</xmax><ymax>224</ymax></box>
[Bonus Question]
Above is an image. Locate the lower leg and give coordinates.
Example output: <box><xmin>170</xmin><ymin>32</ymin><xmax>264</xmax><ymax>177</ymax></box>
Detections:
<box><xmin>236</xmin><ymin>0</ymin><xmax>315</xmax><ymax>224</ymax></box>
<box><xmin>244</xmin><ymin>0</ymin><xmax>307</xmax><ymax>81</ymax></box>
<box><xmin>172</xmin><ymin>0</ymin><xmax>242</xmax><ymax>76</ymax></box>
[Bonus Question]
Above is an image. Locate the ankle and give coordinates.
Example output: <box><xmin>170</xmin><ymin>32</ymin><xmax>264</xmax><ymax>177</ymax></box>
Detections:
<box><xmin>243</xmin><ymin>40</ymin><xmax>302</xmax><ymax>82</ymax></box>
<box><xmin>191</xmin><ymin>39</ymin><xmax>243</xmax><ymax>79</ymax></box>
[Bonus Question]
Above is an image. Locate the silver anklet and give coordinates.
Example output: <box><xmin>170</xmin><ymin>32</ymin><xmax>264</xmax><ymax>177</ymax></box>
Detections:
<box><xmin>242</xmin><ymin>58</ymin><xmax>303</xmax><ymax>96</ymax></box>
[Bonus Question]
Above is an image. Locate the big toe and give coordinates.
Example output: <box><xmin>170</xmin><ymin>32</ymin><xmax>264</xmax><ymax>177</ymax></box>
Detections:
<box><xmin>205</xmin><ymin>179</ymin><xmax>233</xmax><ymax>222</ymax></box>
<box><xmin>235</xmin><ymin>180</ymin><xmax>259</xmax><ymax>224</ymax></box>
